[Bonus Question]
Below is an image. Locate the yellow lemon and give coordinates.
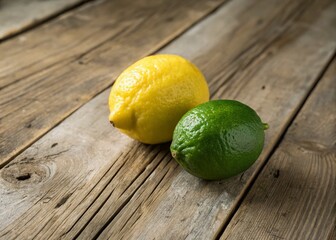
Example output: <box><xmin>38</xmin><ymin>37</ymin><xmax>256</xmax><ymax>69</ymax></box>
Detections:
<box><xmin>108</xmin><ymin>54</ymin><xmax>209</xmax><ymax>144</ymax></box>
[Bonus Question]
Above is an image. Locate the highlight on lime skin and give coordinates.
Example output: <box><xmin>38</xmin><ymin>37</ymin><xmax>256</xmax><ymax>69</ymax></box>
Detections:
<box><xmin>170</xmin><ymin>99</ymin><xmax>268</xmax><ymax>181</ymax></box>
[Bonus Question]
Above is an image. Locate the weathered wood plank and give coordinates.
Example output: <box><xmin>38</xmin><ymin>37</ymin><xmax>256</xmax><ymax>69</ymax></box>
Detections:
<box><xmin>0</xmin><ymin>0</ymin><xmax>335</xmax><ymax>239</ymax></box>
<box><xmin>0</xmin><ymin>0</ymin><xmax>225</xmax><ymax>166</ymax></box>
<box><xmin>0</xmin><ymin>0</ymin><xmax>88</xmax><ymax>40</ymax></box>
<box><xmin>220</xmin><ymin>58</ymin><xmax>336</xmax><ymax>240</ymax></box>
<box><xmin>97</xmin><ymin>1</ymin><xmax>336</xmax><ymax>239</ymax></box>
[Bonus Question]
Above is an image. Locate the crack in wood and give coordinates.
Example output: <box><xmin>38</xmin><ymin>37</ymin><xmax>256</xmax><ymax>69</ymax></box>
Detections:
<box><xmin>94</xmin><ymin>152</ymin><xmax>173</xmax><ymax>239</ymax></box>
<box><xmin>116</xmin><ymin>166</ymin><xmax>172</xmax><ymax>237</ymax></box>
<box><xmin>44</xmin><ymin>148</ymin><xmax>71</xmax><ymax>160</ymax></box>
<box><xmin>60</xmin><ymin>152</ymin><xmax>128</xmax><ymax>237</ymax></box>
<box><xmin>55</xmin><ymin>192</ymin><xmax>73</xmax><ymax>208</ymax></box>
<box><xmin>118</xmin><ymin>148</ymin><xmax>164</xmax><ymax>199</ymax></box>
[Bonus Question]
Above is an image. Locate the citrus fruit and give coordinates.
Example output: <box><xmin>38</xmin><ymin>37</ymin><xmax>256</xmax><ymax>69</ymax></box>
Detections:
<box><xmin>108</xmin><ymin>54</ymin><xmax>209</xmax><ymax>144</ymax></box>
<box><xmin>170</xmin><ymin>100</ymin><xmax>268</xmax><ymax>180</ymax></box>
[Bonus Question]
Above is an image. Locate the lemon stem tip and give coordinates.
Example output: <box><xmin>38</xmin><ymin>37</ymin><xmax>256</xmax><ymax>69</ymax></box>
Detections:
<box><xmin>171</xmin><ymin>151</ymin><xmax>177</xmax><ymax>159</ymax></box>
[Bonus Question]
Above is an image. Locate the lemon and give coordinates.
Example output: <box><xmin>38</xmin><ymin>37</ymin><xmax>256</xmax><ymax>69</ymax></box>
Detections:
<box><xmin>170</xmin><ymin>100</ymin><xmax>268</xmax><ymax>180</ymax></box>
<box><xmin>108</xmin><ymin>54</ymin><xmax>209</xmax><ymax>144</ymax></box>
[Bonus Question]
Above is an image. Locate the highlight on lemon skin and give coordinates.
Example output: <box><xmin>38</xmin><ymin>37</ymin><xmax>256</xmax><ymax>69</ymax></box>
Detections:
<box><xmin>108</xmin><ymin>54</ymin><xmax>210</xmax><ymax>144</ymax></box>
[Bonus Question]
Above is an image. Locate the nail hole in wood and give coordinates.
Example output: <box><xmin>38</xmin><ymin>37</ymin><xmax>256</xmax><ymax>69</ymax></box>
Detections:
<box><xmin>256</xmin><ymin>19</ymin><xmax>263</xmax><ymax>25</ymax></box>
<box><xmin>16</xmin><ymin>173</ymin><xmax>31</xmax><ymax>181</ymax></box>
<box><xmin>51</xmin><ymin>143</ymin><xmax>58</xmax><ymax>148</ymax></box>
<box><xmin>55</xmin><ymin>193</ymin><xmax>72</xmax><ymax>208</ymax></box>
<box><xmin>273</xmin><ymin>169</ymin><xmax>280</xmax><ymax>178</ymax></box>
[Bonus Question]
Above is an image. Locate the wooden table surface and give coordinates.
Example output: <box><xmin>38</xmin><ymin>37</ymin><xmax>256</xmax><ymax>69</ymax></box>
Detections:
<box><xmin>0</xmin><ymin>0</ymin><xmax>335</xmax><ymax>239</ymax></box>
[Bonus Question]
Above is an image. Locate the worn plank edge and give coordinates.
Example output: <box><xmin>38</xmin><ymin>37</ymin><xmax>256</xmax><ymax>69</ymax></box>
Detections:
<box><xmin>214</xmin><ymin>50</ymin><xmax>336</xmax><ymax>239</ymax></box>
<box><xmin>0</xmin><ymin>0</ymin><xmax>95</xmax><ymax>43</ymax></box>
<box><xmin>0</xmin><ymin>0</ymin><xmax>231</xmax><ymax>168</ymax></box>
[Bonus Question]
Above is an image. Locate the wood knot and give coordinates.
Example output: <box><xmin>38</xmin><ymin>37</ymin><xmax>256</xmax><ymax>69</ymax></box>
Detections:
<box><xmin>1</xmin><ymin>163</ymin><xmax>50</xmax><ymax>187</ymax></box>
<box><xmin>298</xmin><ymin>141</ymin><xmax>328</xmax><ymax>153</ymax></box>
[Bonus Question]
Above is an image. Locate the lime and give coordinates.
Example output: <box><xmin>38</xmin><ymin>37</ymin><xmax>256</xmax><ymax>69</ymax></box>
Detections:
<box><xmin>170</xmin><ymin>100</ymin><xmax>268</xmax><ymax>180</ymax></box>
<box><xmin>109</xmin><ymin>54</ymin><xmax>209</xmax><ymax>144</ymax></box>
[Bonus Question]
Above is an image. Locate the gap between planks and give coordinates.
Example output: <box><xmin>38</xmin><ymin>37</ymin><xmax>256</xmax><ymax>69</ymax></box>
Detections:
<box><xmin>0</xmin><ymin>0</ymin><xmax>95</xmax><ymax>42</ymax></box>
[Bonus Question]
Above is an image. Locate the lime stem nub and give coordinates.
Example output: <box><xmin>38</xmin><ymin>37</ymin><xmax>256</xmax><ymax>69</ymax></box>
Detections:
<box><xmin>110</xmin><ymin>120</ymin><xmax>115</xmax><ymax>127</ymax></box>
<box><xmin>263</xmin><ymin>123</ymin><xmax>269</xmax><ymax>130</ymax></box>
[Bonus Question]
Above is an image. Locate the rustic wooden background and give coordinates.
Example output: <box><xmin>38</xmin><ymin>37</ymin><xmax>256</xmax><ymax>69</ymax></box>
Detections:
<box><xmin>0</xmin><ymin>0</ymin><xmax>335</xmax><ymax>239</ymax></box>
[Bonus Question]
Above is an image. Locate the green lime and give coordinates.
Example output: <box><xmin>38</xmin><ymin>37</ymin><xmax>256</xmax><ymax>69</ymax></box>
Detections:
<box><xmin>170</xmin><ymin>100</ymin><xmax>268</xmax><ymax>180</ymax></box>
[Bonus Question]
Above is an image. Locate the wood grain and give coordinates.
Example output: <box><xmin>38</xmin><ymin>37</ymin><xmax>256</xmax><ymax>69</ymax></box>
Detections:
<box><xmin>98</xmin><ymin>1</ymin><xmax>336</xmax><ymax>239</ymax></box>
<box><xmin>0</xmin><ymin>0</ymin><xmax>225</xmax><ymax>166</ymax></box>
<box><xmin>220</xmin><ymin>58</ymin><xmax>336</xmax><ymax>240</ymax></box>
<box><xmin>0</xmin><ymin>0</ymin><xmax>88</xmax><ymax>40</ymax></box>
<box><xmin>0</xmin><ymin>0</ymin><xmax>335</xmax><ymax>239</ymax></box>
